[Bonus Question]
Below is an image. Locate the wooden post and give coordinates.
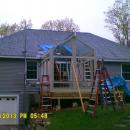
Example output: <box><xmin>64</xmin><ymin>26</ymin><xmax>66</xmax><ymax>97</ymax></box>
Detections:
<box><xmin>71</xmin><ymin>37</ymin><xmax>77</xmax><ymax>88</ymax></box>
<box><xmin>58</xmin><ymin>98</ymin><xmax>61</xmax><ymax>106</ymax></box>
<box><xmin>93</xmin><ymin>49</ymin><xmax>97</xmax><ymax>73</ymax></box>
<box><xmin>49</xmin><ymin>49</ymin><xmax>54</xmax><ymax>89</ymax></box>
<box><xmin>71</xmin><ymin>35</ymin><xmax>85</xmax><ymax>112</ymax></box>
<box><xmin>72</xmin><ymin>61</ymin><xmax>85</xmax><ymax>112</ymax></box>
<box><xmin>56</xmin><ymin>98</ymin><xmax>61</xmax><ymax>111</ymax></box>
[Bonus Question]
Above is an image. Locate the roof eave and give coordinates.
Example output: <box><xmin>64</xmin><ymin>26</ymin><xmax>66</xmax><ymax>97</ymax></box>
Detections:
<box><xmin>0</xmin><ymin>55</ymin><xmax>130</xmax><ymax>62</ymax></box>
<box><xmin>0</xmin><ymin>55</ymin><xmax>40</xmax><ymax>59</ymax></box>
<box><xmin>104</xmin><ymin>59</ymin><xmax>130</xmax><ymax>62</ymax></box>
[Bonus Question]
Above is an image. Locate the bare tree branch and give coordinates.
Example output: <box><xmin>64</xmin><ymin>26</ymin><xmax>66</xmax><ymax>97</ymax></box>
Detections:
<box><xmin>0</xmin><ymin>19</ymin><xmax>32</xmax><ymax>37</ymax></box>
<box><xmin>41</xmin><ymin>18</ymin><xmax>80</xmax><ymax>32</ymax></box>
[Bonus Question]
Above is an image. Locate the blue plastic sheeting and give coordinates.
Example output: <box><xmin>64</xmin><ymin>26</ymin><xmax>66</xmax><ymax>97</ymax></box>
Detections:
<box><xmin>102</xmin><ymin>75</ymin><xmax>130</xmax><ymax>96</ymax></box>
<box><xmin>100</xmin><ymin>80</ymin><xmax>113</xmax><ymax>91</ymax></box>
<box><xmin>111</xmin><ymin>76</ymin><xmax>130</xmax><ymax>96</ymax></box>
<box><xmin>39</xmin><ymin>43</ymin><xmax>55</xmax><ymax>52</ymax></box>
<box><xmin>63</xmin><ymin>44</ymin><xmax>72</xmax><ymax>54</ymax></box>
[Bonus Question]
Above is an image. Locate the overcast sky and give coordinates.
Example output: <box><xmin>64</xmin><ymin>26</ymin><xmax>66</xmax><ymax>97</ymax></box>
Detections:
<box><xmin>0</xmin><ymin>0</ymin><xmax>115</xmax><ymax>41</ymax></box>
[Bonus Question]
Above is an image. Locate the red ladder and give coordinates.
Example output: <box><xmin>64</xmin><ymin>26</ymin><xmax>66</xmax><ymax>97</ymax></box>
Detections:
<box><xmin>86</xmin><ymin>60</ymin><xmax>124</xmax><ymax>117</ymax></box>
<box><xmin>99</xmin><ymin>62</ymin><xmax>116</xmax><ymax>111</ymax></box>
<box><xmin>40</xmin><ymin>75</ymin><xmax>52</xmax><ymax>114</ymax></box>
<box><xmin>85</xmin><ymin>66</ymin><xmax>101</xmax><ymax>117</ymax></box>
<box><xmin>100</xmin><ymin>60</ymin><xmax>124</xmax><ymax>112</ymax></box>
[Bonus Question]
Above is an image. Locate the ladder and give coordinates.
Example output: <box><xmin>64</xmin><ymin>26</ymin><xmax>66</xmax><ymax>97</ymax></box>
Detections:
<box><xmin>112</xmin><ymin>86</ymin><xmax>125</xmax><ymax>112</ymax></box>
<box><xmin>101</xmin><ymin>62</ymin><xmax>124</xmax><ymax>111</ymax></box>
<box><xmin>85</xmin><ymin>66</ymin><xmax>101</xmax><ymax>117</ymax></box>
<box><xmin>84</xmin><ymin>61</ymin><xmax>91</xmax><ymax>80</ymax></box>
<box><xmin>86</xmin><ymin>60</ymin><xmax>125</xmax><ymax>117</ymax></box>
<box><xmin>99</xmin><ymin>65</ymin><xmax>116</xmax><ymax>111</ymax></box>
<box><xmin>40</xmin><ymin>75</ymin><xmax>52</xmax><ymax>114</ymax></box>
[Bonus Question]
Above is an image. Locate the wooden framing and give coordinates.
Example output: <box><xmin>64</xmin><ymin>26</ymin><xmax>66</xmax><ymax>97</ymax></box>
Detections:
<box><xmin>39</xmin><ymin>34</ymin><xmax>96</xmax><ymax>101</ymax></box>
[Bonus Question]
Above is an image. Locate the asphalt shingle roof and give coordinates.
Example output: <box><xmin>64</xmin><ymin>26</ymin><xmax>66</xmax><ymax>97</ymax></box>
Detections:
<box><xmin>0</xmin><ymin>29</ymin><xmax>130</xmax><ymax>61</ymax></box>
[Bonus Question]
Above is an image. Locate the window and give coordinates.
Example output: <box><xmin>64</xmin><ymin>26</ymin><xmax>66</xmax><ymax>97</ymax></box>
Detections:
<box><xmin>27</xmin><ymin>61</ymin><xmax>37</xmax><ymax>79</ymax></box>
<box><xmin>54</xmin><ymin>62</ymin><xmax>70</xmax><ymax>81</ymax></box>
<box><xmin>122</xmin><ymin>64</ymin><xmax>130</xmax><ymax>80</ymax></box>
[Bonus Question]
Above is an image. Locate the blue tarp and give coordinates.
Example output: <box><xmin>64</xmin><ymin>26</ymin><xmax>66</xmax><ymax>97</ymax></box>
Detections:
<box><xmin>63</xmin><ymin>44</ymin><xmax>72</xmax><ymax>54</ymax></box>
<box><xmin>111</xmin><ymin>76</ymin><xmax>130</xmax><ymax>96</ymax></box>
<box><xmin>39</xmin><ymin>43</ymin><xmax>72</xmax><ymax>54</ymax></box>
<box><xmin>39</xmin><ymin>43</ymin><xmax>73</xmax><ymax>56</ymax></box>
<box><xmin>101</xmin><ymin>75</ymin><xmax>130</xmax><ymax>96</ymax></box>
<box><xmin>39</xmin><ymin>43</ymin><xmax>55</xmax><ymax>52</ymax></box>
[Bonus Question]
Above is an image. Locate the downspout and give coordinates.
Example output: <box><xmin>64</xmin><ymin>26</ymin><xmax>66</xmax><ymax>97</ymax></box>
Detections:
<box><xmin>24</xmin><ymin>29</ymin><xmax>27</xmax><ymax>88</ymax></box>
<box><xmin>22</xmin><ymin>27</ymin><xmax>27</xmax><ymax>127</ymax></box>
<box><xmin>23</xmin><ymin>27</ymin><xmax>27</xmax><ymax>115</ymax></box>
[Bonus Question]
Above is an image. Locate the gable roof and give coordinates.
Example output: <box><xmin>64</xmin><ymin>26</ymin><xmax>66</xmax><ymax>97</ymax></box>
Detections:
<box><xmin>0</xmin><ymin>29</ymin><xmax>130</xmax><ymax>61</ymax></box>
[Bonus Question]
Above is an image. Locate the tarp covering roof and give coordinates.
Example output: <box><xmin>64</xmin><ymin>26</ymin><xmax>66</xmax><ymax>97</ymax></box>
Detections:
<box><xmin>39</xmin><ymin>43</ymin><xmax>55</xmax><ymax>52</ymax></box>
<box><xmin>63</xmin><ymin>44</ymin><xmax>72</xmax><ymax>54</ymax></box>
<box><xmin>53</xmin><ymin>38</ymin><xmax>94</xmax><ymax>56</ymax></box>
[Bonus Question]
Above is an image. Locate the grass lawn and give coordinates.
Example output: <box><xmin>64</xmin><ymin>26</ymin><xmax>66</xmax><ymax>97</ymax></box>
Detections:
<box><xmin>46</xmin><ymin>104</ymin><xmax>130</xmax><ymax>130</ymax></box>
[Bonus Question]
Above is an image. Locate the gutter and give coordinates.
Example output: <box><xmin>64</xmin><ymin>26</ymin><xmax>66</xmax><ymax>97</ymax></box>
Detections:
<box><xmin>0</xmin><ymin>55</ymin><xmax>130</xmax><ymax>62</ymax></box>
<box><xmin>103</xmin><ymin>59</ymin><xmax>130</xmax><ymax>63</ymax></box>
<box><xmin>0</xmin><ymin>55</ymin><xmax>40</xmax><ymax>59</ymax></box>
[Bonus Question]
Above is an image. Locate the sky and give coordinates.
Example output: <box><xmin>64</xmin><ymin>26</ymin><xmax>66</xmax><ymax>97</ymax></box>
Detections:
<box><xmin>0</xmin><ymin>0</ymin><xmax>115</xmax><ymax>41</ymax></box>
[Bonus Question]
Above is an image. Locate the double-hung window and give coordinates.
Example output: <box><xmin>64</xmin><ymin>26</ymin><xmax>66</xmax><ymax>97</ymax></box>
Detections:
<box><xmin>27</xmin><ymin>61</ymin><xmax>37</xmax><ymax>79</ymax></box>
<box><xmin>122</xmin><ymin>64</ymin><xmax>130</xmax><ymax>80</ymax></box>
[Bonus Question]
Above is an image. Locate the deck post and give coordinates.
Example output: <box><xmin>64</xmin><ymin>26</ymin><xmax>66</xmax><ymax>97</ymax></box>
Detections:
<box><xmin>71</xmin><ymin>36</ymin><xmax>77</xmax><ymax>88</ymax></box>
<box><xmin>49</xmin><ymin>49</ymin><xmax>54</xmax><ymax>89</ymax></box>
<box><xmin>71</xmin><ymin>35</ymin><xmax>85</xmax><ymax>112</ymax></box>
<box><xmin>56</xmin><ymin>98</ymin><xmax>61</xmax><ymax>111</ymax></box>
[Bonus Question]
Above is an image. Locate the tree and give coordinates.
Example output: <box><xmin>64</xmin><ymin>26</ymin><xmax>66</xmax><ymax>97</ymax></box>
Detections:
<box><xmin>41</xmin><ymin>18</ymin><xmax>80</xmax><ymax>32</ymax></box>
<box><xmin>0</xmin><ymin>23</ymin><xmax>10</xmax><ymax>37</ymax></box>
<box><xmin>17</xmin><ymin>19</ymin><xmax>32</xmax><ymax>30</ymax></box>
<box><xmin>105</xmin><ymin>0</ymin><xmax>130</xmax><ymax>46</ymax></box>
<box><xmin>0</xmin><ymin>19</ymin><xmax>32</xmax><ymax>37</ymax></box>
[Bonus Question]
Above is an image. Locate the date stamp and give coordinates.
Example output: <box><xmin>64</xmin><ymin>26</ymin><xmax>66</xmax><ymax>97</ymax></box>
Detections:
<box><xmin>0</xmin><ymin>113</ymin><xmax>17</xmax><ymax>119</ymax></box>
<box><xmin>0</xmin><ymin>112</ymin><xmax>48</xmax><ymax>119</ymax></box>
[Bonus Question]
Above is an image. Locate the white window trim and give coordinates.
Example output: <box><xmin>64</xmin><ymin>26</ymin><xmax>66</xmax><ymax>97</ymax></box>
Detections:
<box><xmin>26</xmin><ymin>61</ymin><xmax>38</xmax><ymax>80</ymax></box>
<box><xmin>121</xmin><ymin>63</ymin><xmax>130</xmax><ymax>81</ymax></box>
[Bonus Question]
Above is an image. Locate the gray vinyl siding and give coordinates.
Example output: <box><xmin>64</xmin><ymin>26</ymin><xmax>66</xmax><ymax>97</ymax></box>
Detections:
<box><xmin>0</xmin><ymin>58</ymin><xmax>25</xmax><ymax>91</ymax></box>
<box><xmin>105</xmin><ymin>62</ymin><xmax>121</xmax><ymax>76</ymax></box>
<box><xmin>105</xmin><ymin>62</ymin><xmax>130</xmax><ymax>87</ymax></box>
<box><xmin>0</xmin><ymin>58</ymin><xmax>40</xmax><ymax>122</ymax></box>
<box><xmin>0</xmin><ymin>58</ymin><xmax>40</xmax><ymax>91</ymax></box>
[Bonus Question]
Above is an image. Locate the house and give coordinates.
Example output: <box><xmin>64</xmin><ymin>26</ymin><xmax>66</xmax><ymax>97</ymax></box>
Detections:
<box><xmin>0</xmin><ymin>29</ymin><xmax>130</xmax><ymax>125</ymax></box>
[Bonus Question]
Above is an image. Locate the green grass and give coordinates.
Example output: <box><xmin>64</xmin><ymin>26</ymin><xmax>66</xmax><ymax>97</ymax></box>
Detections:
<box><xmin>47</xmin><ymin>104</ymin><xmax>130</xmax><ymax>130</ymax></box>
